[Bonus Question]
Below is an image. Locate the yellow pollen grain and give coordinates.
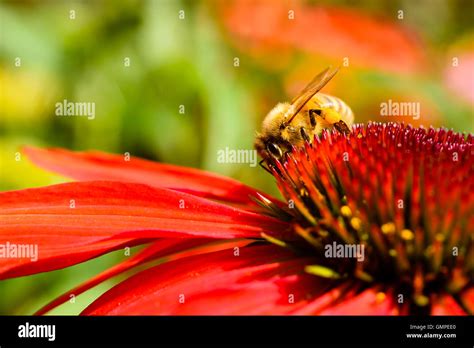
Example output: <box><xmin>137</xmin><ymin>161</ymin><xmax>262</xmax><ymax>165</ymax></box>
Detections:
<box><xmin>401</xmin><ymin>229</ymin><xmax>414</xmax><ymax>241</ymax></box>
<box><xmin>381</xmin><ymin>222</ymin><xmax>396</xmax><ymax>235</ymax></box>
<box><xmin>340</xmin><ymin>205</ymin><xmax>352</xmax><ymax>217</ymax></box>
<box><xmin>435</xmin><ymin>233</ymin><xmax>445</xmax><ymax>242</ymax></box>
<box><xmin>414</xmin><ymin>294</ymin><xmax>429</xmax><ymax>307</ymax></box>
<box><xmin>318</xmin><ymin>230</ymin><xmax>329</xmax><ymax>238</ymax></box>
<box><xmin>350</xmin><ymin>217</ymin><xmax>362</xmax><ymax>230</ymax></box>
<box><xmin>375</xmin><ymin>292</ymin><xmax>386</xmax><ymax>303</ymax></box>
<box><xmin>389</xmin><ymin>249</ymin><xmax>397</xmax><ymax>257</ymax></box>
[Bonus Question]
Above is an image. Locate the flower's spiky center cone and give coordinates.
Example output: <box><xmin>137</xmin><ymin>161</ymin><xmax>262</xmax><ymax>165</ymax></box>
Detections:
<box><xmin>261</xmin><ymin>122</ymin><xmax>473</xmax><ymax>314</ymax></box>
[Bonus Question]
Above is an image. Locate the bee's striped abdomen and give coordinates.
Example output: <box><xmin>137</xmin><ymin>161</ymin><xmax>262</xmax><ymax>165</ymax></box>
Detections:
<box><xmin>314</xmin><ymin>93</ymin><xmax>354</xmax><ymax>125</ymax></box>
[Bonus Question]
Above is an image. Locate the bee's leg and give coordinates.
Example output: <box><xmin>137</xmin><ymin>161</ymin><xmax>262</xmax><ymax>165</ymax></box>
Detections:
<box><xmin>300</xmin><ymin>127</ymin><xmax>311</xmax><ymax>142</ymax></box>
<box><xmin>259</xmin><ymin>159</ymin><xmax>273</xmax><ymax>174</ymax></box>
<box><xmin>308</xmin><ymin>109</ymin><xmax>320</xmax><ymax>127</ymax></box>
<box><xmin>333</xmin><ymin>120</ymin><xmax>351</xmax><ymax>135</ymax></box>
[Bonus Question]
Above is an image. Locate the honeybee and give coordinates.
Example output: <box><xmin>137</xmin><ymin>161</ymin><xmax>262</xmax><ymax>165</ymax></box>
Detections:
<box><xmin>255</xmin><ymin>67</ymin><xmax>354</xmax><ymax>160</ymax></box>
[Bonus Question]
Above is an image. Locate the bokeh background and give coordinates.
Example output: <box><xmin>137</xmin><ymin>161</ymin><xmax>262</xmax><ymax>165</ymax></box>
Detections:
<box><xmin>0</xmin><ymin>0</ymin><xmax>473</xmax><ymax>314</ymax></box>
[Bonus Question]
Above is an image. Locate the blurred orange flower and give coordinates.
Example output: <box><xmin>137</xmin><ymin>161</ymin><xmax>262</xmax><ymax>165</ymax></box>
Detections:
<box><xmin>220</xmin><ymin>0</ymin><xmax>426</xmax><ymax>74</ymax></box>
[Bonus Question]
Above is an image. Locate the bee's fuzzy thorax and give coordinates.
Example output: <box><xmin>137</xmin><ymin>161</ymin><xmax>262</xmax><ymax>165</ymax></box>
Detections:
<box><xmin>261</xmin><ymin>102</ymin><xmax>291</xmax><ymax>130</ymax></box>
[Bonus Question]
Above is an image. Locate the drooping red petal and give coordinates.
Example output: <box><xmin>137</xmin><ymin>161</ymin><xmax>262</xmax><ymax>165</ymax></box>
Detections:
<box><xmin>36</xmin><ymin>238</ymin><xmax>251</xmax><ymax>315</ymax></box>
<box><xmin>82</xmin><ymin>244</ymin><xmax>341</xmax><ymax>315</ymax></box>
<box><xmin>0</xmin><ymin>236</ymin><xmax>137</xmax><ymax>281</ymax></box>
<box><xmin>0</xmin><ymin>181</ymin><xmax>290</xmax><ymax>279</ymax></box>
<box><xmin>23</xmin><ymin>146</ymin><xmax>282</xmax><ymax>207</ymax></box>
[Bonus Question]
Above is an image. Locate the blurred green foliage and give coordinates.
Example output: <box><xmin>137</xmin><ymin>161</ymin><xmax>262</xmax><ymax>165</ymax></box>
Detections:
<box><xmin>0</xmin><ymin>0</ymin><xmax>472</xmax><ymax>314</ymax></box>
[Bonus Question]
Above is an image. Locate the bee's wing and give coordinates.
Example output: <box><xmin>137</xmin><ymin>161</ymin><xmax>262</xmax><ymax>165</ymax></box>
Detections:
<box><xmin>287</xmin><ymin>66</ymin><xmax>339</xmax><ymax>124</ymax></box>
<box><xmin>290</xmin><ymin>66</ymin><xmax>331</xmax><ymax>104</ymax></box>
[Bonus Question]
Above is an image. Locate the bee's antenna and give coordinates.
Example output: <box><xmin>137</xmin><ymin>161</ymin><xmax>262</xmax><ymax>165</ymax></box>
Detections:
<box><xmin>284</xmin><ymin>104</ymin><xmax>301</xmax><ymax>127</ymax></box>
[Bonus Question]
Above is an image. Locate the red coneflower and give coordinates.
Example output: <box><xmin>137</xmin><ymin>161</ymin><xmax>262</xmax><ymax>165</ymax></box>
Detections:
<box><xmin>0</xmin><ymin>122</ymin><xmax>472</xmax><ymax>315</ymax></box>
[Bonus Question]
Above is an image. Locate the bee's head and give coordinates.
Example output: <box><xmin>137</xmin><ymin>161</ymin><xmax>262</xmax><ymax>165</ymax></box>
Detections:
<box><xmin>254</xmin><ymin>132</ymin><xmax>283</xmax><ymax>160</ymax></box>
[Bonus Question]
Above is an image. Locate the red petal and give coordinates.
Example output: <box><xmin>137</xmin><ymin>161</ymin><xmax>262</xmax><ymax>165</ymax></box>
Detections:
<box><xmin>290</xmin><ymin>283</ymin><xmax>355</xmax><ymax>315</ymax></box>
<box><xmin>36</xmin><ymin>238</ymin><xmax>251</xmax><ymax>315</ymax></box>
<box><xmin>23</xmin><ymin>146</ymin><xmax>281</xmax><ymax>207</ymax></box>
<box><xmin>0</xmin><ymin>181</ymin><xmax>289</xmax><ymax>279</ymax></box>
<box><xmin>82</xmin><ymin>244</ymin><xmax>330</xmax><ymax>315</ymax></box>
<box><xmin>459</xmin><ymin>286</ymin><xmax>474</xmax><ymax>314</ymax></box>
<box><xmin>431</xmin><ymin>294</ymin><xmax>466</xmax><ymax>315</ymax></box>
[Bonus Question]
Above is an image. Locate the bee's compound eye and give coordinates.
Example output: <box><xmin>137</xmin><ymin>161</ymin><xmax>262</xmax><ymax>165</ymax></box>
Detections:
<box><xmin>267</xmin><ymin>143</ymin><xmax>283</xmax><ymax>159</ymax></box>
